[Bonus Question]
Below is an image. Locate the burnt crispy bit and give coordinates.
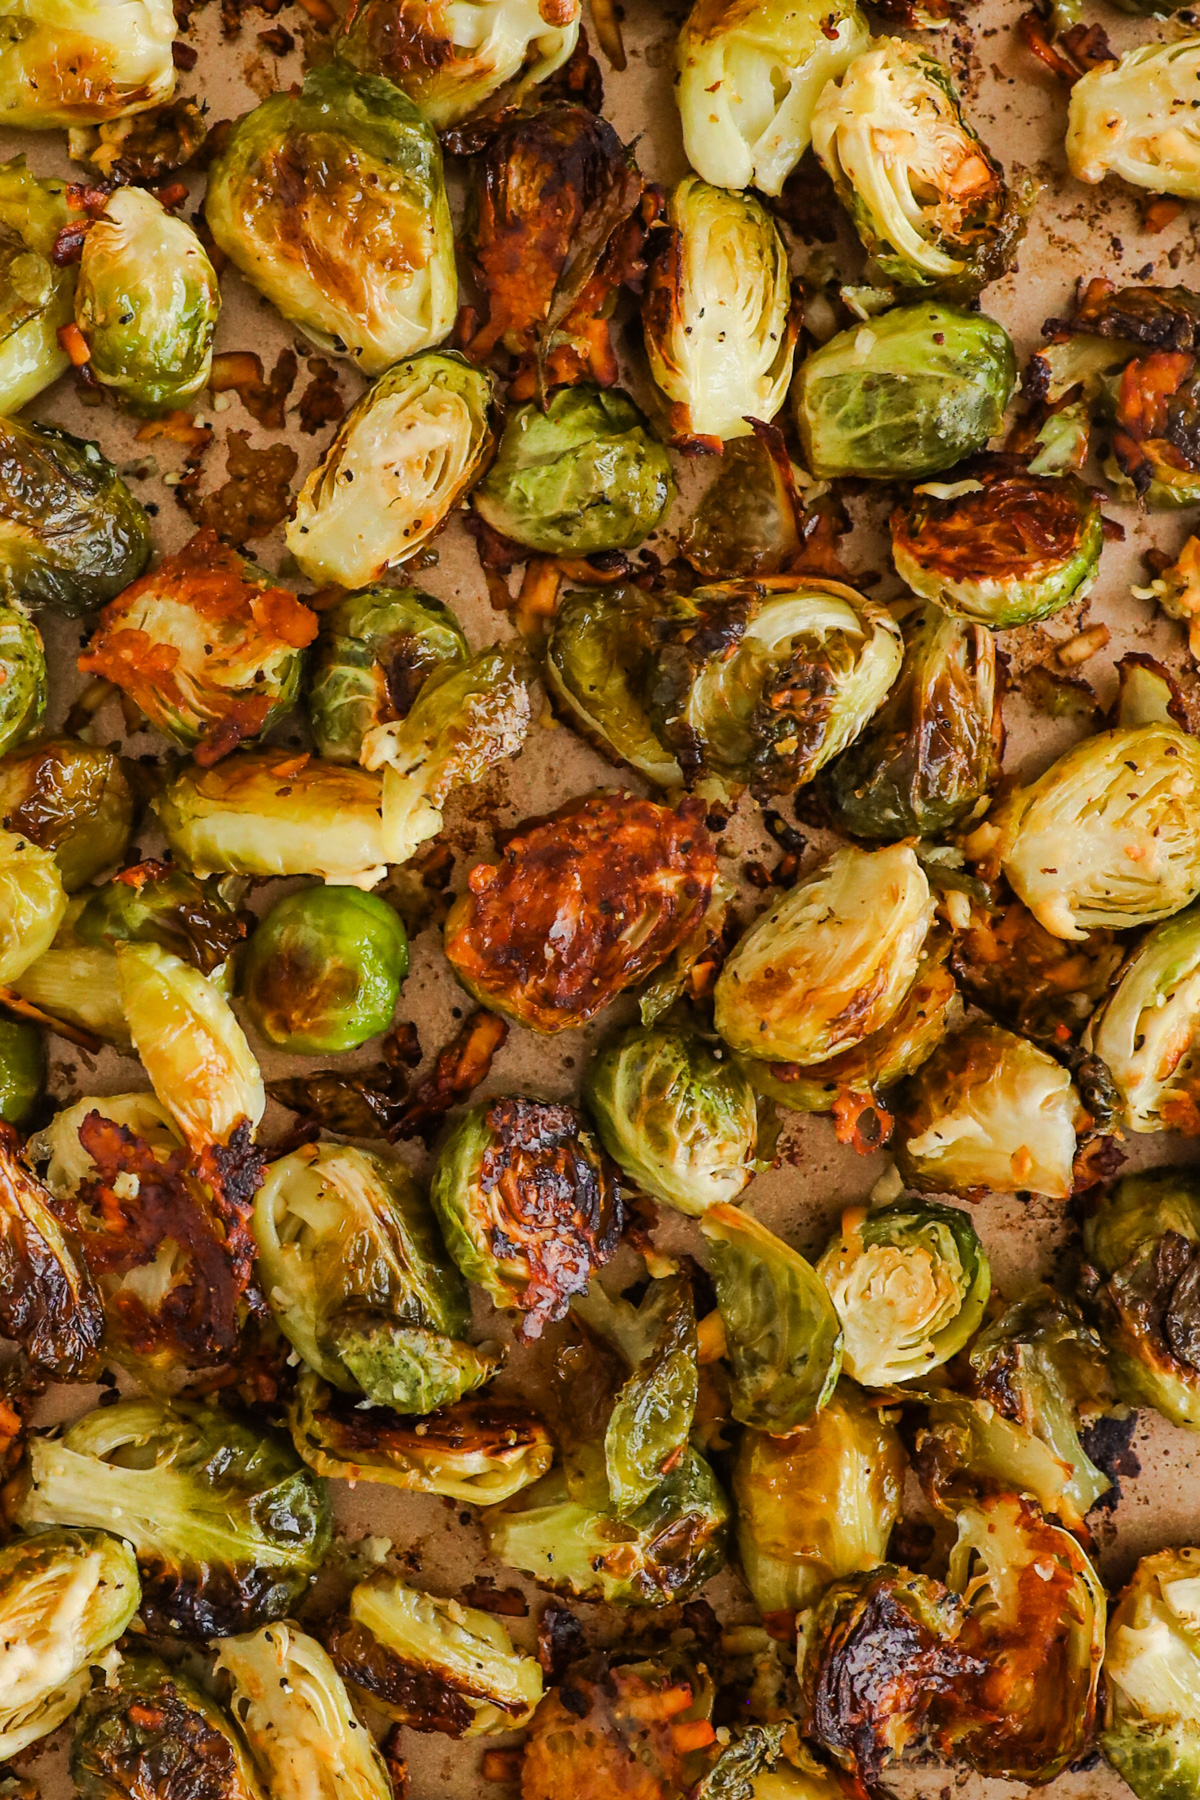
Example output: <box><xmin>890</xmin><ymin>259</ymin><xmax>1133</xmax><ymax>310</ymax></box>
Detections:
<box><xmin>182</xmin><ymin>430</ymin><xmax>299</xmax><ymax>544</ymax></box>
<box><xmin>537</xmin><ymin>1602</ymin><xmax>585</xmax><ymax>1683</ymax></box>
<box><xmin>82</xmin><ymin>97</ymin><xmax>208</xmax><ymax>181</ymax></box>
<box><xmin>208</xmin><ymin>348</ymin><xmax>298</xmax><ymax>430</ymax></box>
<box><xmin>1047</xmin><ymin>277</ymin><xmax>1200</xmax><ymax>350</ymax></box>
<box><xmin>389</xmin><ymin>1011</ymin><xmax>508</xmax><ymax>1144</ymax></box>
<box><xmin>891</xmin><ymin>455</ymin><xmax>1094</xmax><ymax>587</ymax></box>
<box><xmin>324</xmin><ymin>1615</ymin><xmax>476</xmax><ymax>1736</ymax></box>
<box><xmin>522</xmin><ymin>1661</ymin><xmax>711</xmax><ymax>1800</ymax></box>
<box><xmin>0</xmin><ymin>1124</ymin><xmax>102</xmax><ymax>1379</ymax></box>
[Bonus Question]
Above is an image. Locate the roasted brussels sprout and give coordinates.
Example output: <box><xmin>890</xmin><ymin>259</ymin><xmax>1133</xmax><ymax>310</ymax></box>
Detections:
<box><xmin>816</xmin><ymin>1202</ymin><xmax>990</xmax><ymax>1388</ymax></box>
<box><xmin>72</xmin><ymin>1651</ymin><xmax>262</xmax><ymax>1800</ymax></box>
<box><xmin>643</xmin><ymin>177</ymin><xmax>797</xmax><ymax>447</ymax></box>
<box><xmin>443</xmin><ymin>793</ymin><xmax>717</xmax><ymax>1033</ymax></box>
<box><xmin>824</xmin><ymin>606</ymin><xmax>1001</xmax><ymax>840</ymax></box>
<box><xmin>74</xmin><ymin>861</ymin><xmax>244</xmax><ymax>984</ymax></box>
<box><xmin>0</xmin><ymin>739</ymin><xmax>134</xmax><ymax>891</ymax></box>
<box><xmin>0</xmin><ymin>827</ymin><xmax>65</xmax><ymax>984</ymax></box>
<box><xmin>472</xmin><ymin>386</ymin><xmax>672</xmax><ymax>555</ymax></box>
<box><xmin>10</xmin><ymin>1395</ymin><xmax>332</xmax><ymax>1636</ymax></box>
<box><xmin>811</xmin><ymin>39</ymin><xmax>1030</xmax><ymax>299</ymax></box>
<box><xmin>650</xmin><ymin>577</ymin><xmax>903</xmax><ymax>796</ymax></box>
<box><xmin>287</xmin><ymin>352</ymin><xmax>494</xmax><ymax>588</ymax></box>
<box><xmin>701</xmin><ymin>1203</ymin><xmax>842</xmax><ymax>1431</ymax></box>
<box><xmin>0</xmin><ymin>1019</ymin><xmax>41</xmax><ymax>1123</ymax></box>
<box><xmin>214</xmin><ymin>1623</ymin><xmax>391</xmax><ymax>1799</ymax></box>
<box><xmin>978</xmin><ymin>724</ymin><xmax>1200</xmax><ymax>939</ymax></box>
<box><xmin>889</xmin><ymin>461</ymin><xmax>1104</xmax><ymax>628</ymax></box>
<box><xmin>11</xmin><ymin>896</ymin><xmax>130</xmax><ymax>1047</ymax></box>
<box><xmin>1084</xmin><ymin>900</ymin><xmax>1200</xmax><ymax>1134</ymax></box>
<box><xmin>544</xmin><ymin>585</ymin><xmax>682</xmax><ymax>788</ymax></box>
<box><xmin>1106</xmin><ymin>347</ymin><xmax>1200</xmax><ymax>508</ymax></box>
<box><xmin>0</xmin><ymin>415</ymin><xmax>151</xmax><ymax>615</ymax></box>
<box><xmin>430</xmin><ymin>1097</ymin><xmax>622</xmax><ymax>1341</ymax></box>
<box><xmin>714</xmin><ymin>843</ymin><xmax>933</xmax><ymax>1066</ymax></box>
<box><xmin>0</xmin><ymin>0</ymin><xmax>173</xmax><ymax>127</ymax></box>
<box><xmin>1101</xmin><ymin>1546</ymin><xmax>1200</xmax><ymax>1800</ymax></box>
<box><xmin>893</xmin><ymin>1021</ymin><xmax>1080</xmax><ymax>1199</ymax></box>
<box><xmin>0</xmin><ymin>1529</ymin><xmax>140</xmax><ymax>1761</ymax></box>
<box><xmin>733</xmin><ymin>1382</ymin><xmax>906</xmax><ymax>1615</ymax></box>
<box><xmin>0</xmin><ymin>159</ymin><xmax>76</xmax><ymax>412</ymax></box>
<box><xmin>1068</xmin><ymin>40</ymin><xmax>1200</xmax><ymax>201</ymax></box>
<box><xmin>794</xmin><ymin>301</ymin><xmax>1016</xmax><ymax>480</ymax></box>
<box><xmin>0</xmin><ymin>1118</ymin><xmax>102</xmax><ymax>1376</ymax></box>
<box><xmin>75</xmin><ymin>187</ymin><xmax>218</xmax><ymax>414</ymax></box>
<box><xmin>0</xmin><ymin>607</ymin><xmax>44</xmax><ymax>759</ymax></box>
<box><xmin>307</xmin><ymin>584</ymin><xmax>468</xmax><ymax>766</ymax></box>
<box><xmin>242</xmin><ymin>889</ymin><xmax>407</xmax><ymax>1056</ymax></box>
<box><xmin>206</xmin><ymin>64</ymin><xmax>455</xmax><ymax>374</ymax></box>
<box><xmin>336</xmin><ymin>0</ymin><xmax>579</xmax><ymax>128</ymax></box>
<box><xmin>678</xmin><ymin>429</ymin><xmax>808</xmax><ymax>581</ymax></box>
<box><xmin>324</xmin><ymin>1574</ymin><xmax>542</xmax><ymax>1737</ymax></box>
<box><xmin>583</xmin><ymin>1024</ymin><xmax>758</xmax><ymax>1217</ymax></box>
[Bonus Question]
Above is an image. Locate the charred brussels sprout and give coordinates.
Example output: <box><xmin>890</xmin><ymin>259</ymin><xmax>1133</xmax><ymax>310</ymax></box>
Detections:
<box><xmin>0</xmin><ymin>607</ymin><xmax>43</xmax><ymax>757</ymax></box>
<box><xmin>816</xmin><ymin>1202</ymin><xmax>989</xmax><ymax>1387</ymax></box>
<box><xmin>1068</xmin><ymin>40</ymin><xmax>1200</xmax><ymax>201</ymax></box>
<box><xmin>75</xmin><ymin>187</ymin><xmax>218</xmax><ymax>414</ymax></box>
<box><xmin>10</xmin><ymin>1395</ymin><xmax>332</xmax><ymax>1637</ymax></box>
<box><xmin>71</xmin><ymin>1652</ymin><xmax>263</xmax><ymax>1800</ymax></box>
<box><xmin>794</xmin><ymin>301</ymin><xmax>1016</xmax><ymax>480</ymax></box>
<box><xmin>472</xmin><ymin>386</ymin><xmax>672</xmax><ymax>555</ymax></box>
<box><xmin>0</xmin><ymin>0</ymin><xmax>174</xmax><ymax>128</ymax></box>
<box><xmin>206</xmin><ymin>63</ymin><xmax>455</xmax><ymax>374</ymax></box>
<box><xmin>1085</xmin><ymin>900</ymin><xmax>1200</xmax><ymax>1134</ymax></box>
<box><xmin>678</xmin><ymin>431</ymin><xmax>807</xmax><ymax>580</ymax></box>
<box><xmin>824</xmin><ymin>605</ymin><xmax>1001</xmax><ymax>840</ymax></box>
<box><xmin>733</xmin><ymin>1383</ymin><xmax>905</xmax><ymax>1615</ymax></box>
<box><xmin>0</xmin><ymin>739</ymin><xmax>134</xmax><ymax>890</ymax></box>
<box><xmin>74</xmin><ymin>862</ymin><xmax>244</xmax><ymax>984</ymax></box>
<box><xmin>242</xmin><ymin>888</ymin><xmax>407</xmax><ymax>1055</ymax></box>
<box><xmin>889</xmin><ymin>461</ymin><xmax>1104</xmax><ymax>628</ymax></box>
<box><xmin>583</xmin><ymin>1024</ymin><xmax>758</xmax><ymax>1217</ymax></box>
<box><xmin>0</xmin><ymin>1529</ymin><xmax>140</xmax><ymax>1760</ymax></box>
<box><xmin>701</xmin><ymin>1203</ymin><xmax>842</xmax><ymax>1431</ymax></box>
<box><xmin>430</xmin><ymin>1097</ymin><xmax>622</xmax><ymax>1341</ymax></box>
<box><xmin>0</xmin><ymin>1019</ymin><xmax>42</xmax><ymax>1122</ymax></box>
<box><xmin>1101</xmin><ymin>1546</ymin><xmax>1200</xmax><ymax>1800</ymax></box>
<box><xmin>0</xmin><ymin>826</ymin><xmax>66</xmax><ymax>982</ymax></box>
<box><xmin>0</xmin><ymin>160</ymin><xmax>75</xmax><ymax>412</ymax></box>
<box><xmin>643</xmin><ymin>177</ymin><xmax>797</xmax><ymax>446</ymax></box>
<box><xmin>545</xmin><ymin>585</ymin><xmax>682</xmax><ymax>787</ymax></box>
<box><xmin>287</xmin><ymin>352</ymin><xmax>494</xmax><ymax>588</ymax></box>
<box><xmin>0</xmin><ymin>1118</ymin><xmax>102</xmax><ymax>1375</ymax></box>
<box><xmin>307</xmin><ymin>584</ymin><xmax>468</xmax><ymax>766</ymax></box>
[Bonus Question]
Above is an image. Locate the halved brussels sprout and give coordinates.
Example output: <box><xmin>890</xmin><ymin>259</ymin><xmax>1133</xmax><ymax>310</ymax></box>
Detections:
<box><xmin>0</xmin><ymin>1018</ymin><xmax>42</xmax><ymax>1122</ymax></box>
<box><xmin>0</xmin><ymin>1529</ymin><xmax>140</xmax><ymax>1761</ymax></box>
<box><xmin>9</xmin><ymin>1395</ymin><xmax>332</xmax><ymax>1637</ymax></box>
<box><xmin>911</xmin><ymin>1391</ymin><xmax>1094</xmax><ymax>1530</ymax></box>
<box><xmin>824</xmin><ymin>605</ymin><xmax>1001</xmax><ymax>840</ymax></box>
<box><xmin>307</xmin><ymin>585</ymin><xmax>468</xmax><ymax>767</ymax></box>
<box><xmin>794</xmin><ymin>301</ymin><xmax>1016</xmax><ymax>480</ymax></box>
<box><xmin>1084</xmin><ymin>900</ymin><xmax>1200</xmax><ymax>1134</ymax></box>
<box><xmin>811</xmin><ymin>39</ymin><xmax>1030</xmax><ymax>299</ymax></box>
<box><xmin>714</xmin><ymin>843</ymin><xmax>934</xmax><ymax>1066</ymax></box>
<box><xmin>75</xmin><ymin>862</ymin><xmax>244</xmax><ymax>984</ymax></box>
<box><xmin>676</xmin><ymin>0</ymin><xmax>868</xmax><ymax>196</ymax></box>
<box><xmin>11</xmin><ymin>895</ymin><xmax>130</xmax><ymax>1047</ymax></box>
<box><xmin>0</xmin><ymin>826</ymin><xmax>66</xmax><ymax>983</ymax></box>
<box><xmin>242</xmin><ymin>888</ymin><xmax>407</xmax><ymax>1056</ymax></box>
<box><xmin>287</xmin><ymin>352</ymin><xmax>494</xmax><ymax>588</ymax></box>
<box><xmin>733</xmin><ymin>1383</ymin><xmax>905</xmax><ymax>1615</ymax></box>
<box><xmin>701</xmin><ymin>1202</ymin><xmax>842</xmax><ymax>1432</ymax></box>
<box><xmin>678</xmin><ymin>429</ymin><xmax>807</xmax><ymax>581</ymax></box>
<box><xmin>0</xmin><ymin>0</ymin><xmax>174</xmax><ymax>127</ymax></box>
<box><xmin>214</xmin><ymin>1623</ymin><xmax>390</xmax><ymax>1799</ymax></box>
<box><xmin>544</xmin><ymin>585</ymin><xmax>682</xmax><ymax>788</ymax></box>
<box><xmin>30</xmin><ymin>1090</ymin><xmax>177</xmax><ymax>1194</ymax></box>
<box><xmin>334</xmin><ymin>1317</ymin><xmax>501</xmax><ymax>1416</ymax></box>
<box><xmin>643</xmin><ymin>177</ymin><xmax>797</xmax><ymax>446</ymax></box>
<box><xmin>583</xmin><ymin>1024</ymin><xmax>758</xmax><ymax>1217</ymax></box>
<box><xmin>889</xmin><ymin>461</ymin><xmax>1104</xmax><ymax>628</ymax></box>
<box><xmin>336</xmin><ymin>0</ymin><xmax>579</xmax><ymax>128</ymax></box>
<box><xmin>472</xmin><ymin>386</ymin><xmax>672</xmax><ymax>556</ymax></box>
<box><xmin>430</xmin><ymin>1097</ymin><xmax>622</xmax><ymax>1341</ymax></box>
<box><xmin>0</xmin><ymin>159</ymin><xmax>75</xmax><ymax>412</ymax></box>
<box><xmin>76</xmin><ymin>186</ymin><xmax>218</xmax><ymax>414</ymax></box>
<box><xmin>0</xmin><ymin>1117</ymin><xmax>102</xmax><ymax>1377</ymax></box>
<box><xmin>894</xmin><ymin>1021</ymin><xmax>1080</xmax><ymax>1199</ymax></box>
<box><xmin>650</xmin><ymin>577</ymin><xmax>903</xmax><ymax>796</ymax></box>
<box><xmin>1068</xmin><ymin>40</ymin><xmax>1200</xmax><ymax>201</ymax></box>
<box><xmin>72</xmin><ymin>1651</ymin><xmax>263</xmax><ymax>1800</ymax></box>
<box><xmin>206</xmin><ymin>63</ymin><xmax>455</xmax><ymax>375</ymax></box>
<box><xmin>0</xmin><ymin>607</ymin><xmax>44</xmax><ymax>759</ymax></box>
<box><xmin>0</xmin><ymin>415</ymin><xmax>152</xmax><ymax>615</ymax></box>
<box><xmin>1101</xmin><ymin>1546</ymin><xmax>1200</xmax><ymax>1800</ymax></box>
<box><xmin>816</xmin><ymin>1202</ymin><xmax>990</xmax><ymax>1387</ymax></box>
<box><xmin>0</xmin><ymin>739</ymin><xmax>134</xmax><ymax>891</ymax></box>
<box><xmin>325</xmin><ymin>1574</ymin><xmax>542</xmax><ymax>1737</ymax></box>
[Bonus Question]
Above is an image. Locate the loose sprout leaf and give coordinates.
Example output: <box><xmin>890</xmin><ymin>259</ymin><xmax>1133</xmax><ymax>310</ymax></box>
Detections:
<box><xmin>0</xmin><ymin>1123</ymin><xmax>101</xmax><ymax>1377</ymax></box>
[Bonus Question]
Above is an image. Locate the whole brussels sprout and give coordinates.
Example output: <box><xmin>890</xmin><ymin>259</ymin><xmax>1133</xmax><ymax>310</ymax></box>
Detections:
<box><xmin>0</xmin><ymin>0</ymin><xmax>174</xmax><ymax>128</ymax></box>
<box><xmin>287</xmin><ymin>351</ymin><xmax>495</xmax><ymax>588</ymax></box>
<box><xmin>893</xmin><ymin>1020</ymin><xmax>1080</xmax><ymax>1199</ymax></box>
<box><xmin>583</xmin><ymin>1024</ymin><xmax>758</xmax><ymax>1217</ymax></box>
<box><xmin>75</xmin><ymin>861</ymin><xmax>245</xmax><ymax>985</ymax></box>
<box><xmin>650</xmin><ymin>577</ymin><xmax>903</xmax><ymax>796</ymax></box>
<box><xmin>324</xmin><ymin>1574</ymin><xmax>543</xmax><ymax>1737</ymax></box>
<box><xmin>1101</xmin><ymin>1546</ymin><xmax>1200</xmax><ymax>1800</ymax></box>
<box><xmin>0</xmin><ymin>1018</ymin><xmax>42</xmax><ymax>1122</ymax></box>
<box><xmin>545</xmin><ymin>585</ymin><xmax>682</xmax><ymax>787</ymax></box>
<box><xmin>75</xmin><ymin>186</ymin><xmax>218</xmax><ymax>414</ymax></box>
<box><xmin>0</xmin><ymin>1528</ymin><xmax>140</xmax><ymax>1760</ymax></box>
<box><xmin>0</xmin><ymin>414</ymin><xmax>152</xmax><ymax>615</ymax></box>
<box><xmin>0</xmin><ymin>738</ymin><xmax>134</xmax><ymax>890</ymax></box>
<box><xmin>0</xmin><ymin>606</ymin><xmax>44</xmax><ymax>758</ymax></box>
<box><xmin>1085</xmin><ymin>900</ymin><xmax>1200</xmax><ymax>1134</ymax></box>
<box><xmin>1068</xmin><ymin>40</ymin><xmax>1200</xmax><ymax>201</ymax></box>
<box><xmin>0</xmin><ymin>159</ymin><xmax>76</xmax><ymax>412</ymax></box>
<box><xmin>336</xmin><ymin>0</ymin><xmax>579</xmax><ymax>128</ymax></box>
<box><xmin>11</xmin><ymin>894</ymin><xmax>130</xmax><ymax>1047</ymax></box>
<box><xmin>206</xmin><ymin>63</ymin><xmax>455</xmax><ymax>374</ymax></box>
<box><xmin>643</xmin><ymin>177</ymin><xmax>798</xmax><ymax>446</ymax></box>
<box><xmin>242</xmin><ymin>888</ymin><xmax>407</xmax><ymax>1056</ymax></box>
<box><xmin>307</xmin><ymin>584</ymin><xmax>468</xmax><ymax>766</ymax></box>
<box><xmin>72</xmin><ymin>1651</ymin><xmax>263</xmax><ymax>1800</ymax></box>
<box><xmin>0</xmin><ymin>826</ymin><xmax>66</xmax><ymax>984</ymax></box>
<box><xmin>430</xmin><ymin>1097</ymin><xmax>623</xmax><ymax>1341</ymax></box>
<box><xmin>715</xmin><ymin>843</ymin><xmax>934</xmax><ymax>1066</ymax></box>
<box><xmin>733</xmin><ymin>1383</ymin><xmax>906</xmax><ymax>1616</ymax></box>
<box><xmin>0</xmin><ymin>1118</ymin><xmax>101</xmax><ymax>1376</ymax></box>
<box><xmin>10</xmin><ymin>1395</ymin><xmax>332</xmax><ymax>1637</ymax></box>
<box><xmin>816</xmin><ymin>1201</ymin><xmax>990</xmax><ymax>1387</ymax></box>
<box><xmin>889</xmin><ymin>461</ymin><xmax>1104</xmax><ymax>628</ymax></box>
<box><xmin>472</xmin><ymin>386</ymin><xmax>672</xmax><ymax>556</ymax></box>
<box><xmin>824</xmin><ymin>605</ymin><xmax>1001</xmax><ymax>840</ymax></box>
<box><xmin>794</xmin><ymin>301</ymin><xmax>1016</xmax><ymax>480</ymax></box>
<box><xmin>701</xmin><ymin>1202</ymin><xmax>843</xmax><ymax>1431</ymax></box>
<box><xmin>811</xmin><ymin>39</ymin><xmax>1031</xmax><ymax>299</ymax></box>
<box><xmin>676</xmin><ymin>0</ymin><xmax>869</xmax><ymax>196</ymax></box>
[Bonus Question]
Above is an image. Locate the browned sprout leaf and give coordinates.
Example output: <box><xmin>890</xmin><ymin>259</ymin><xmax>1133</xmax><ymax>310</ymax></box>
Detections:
<box><xmin>296</xmin><ymin>357</ymin><xmax>344</xmax><ymax>435</ymax></box>
<box><xmin>77</xmin><ymin>98</ymin><xmax>208</xmax><ymax>181</ymax></box>
<box><xmin>388</xmin><ymin>1010</ymin><xmax>508</xmax><ymax>1144</ymax></box>
<box><xmin>951</xmin><ymin>890</ymin><xmax>1124</xmax><ymax>1042</ymax></box>
<box><xmin>0</xmin><ymin>1124</ymin><xmax>102</xmax><ymax>1379</ymax></box>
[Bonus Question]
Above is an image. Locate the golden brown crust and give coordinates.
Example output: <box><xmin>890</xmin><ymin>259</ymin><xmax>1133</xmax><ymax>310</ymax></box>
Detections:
<box><xmin>891</xmin><ymin>461</ymin><xmax>1089</xmax><ymax>582</ymax></box>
